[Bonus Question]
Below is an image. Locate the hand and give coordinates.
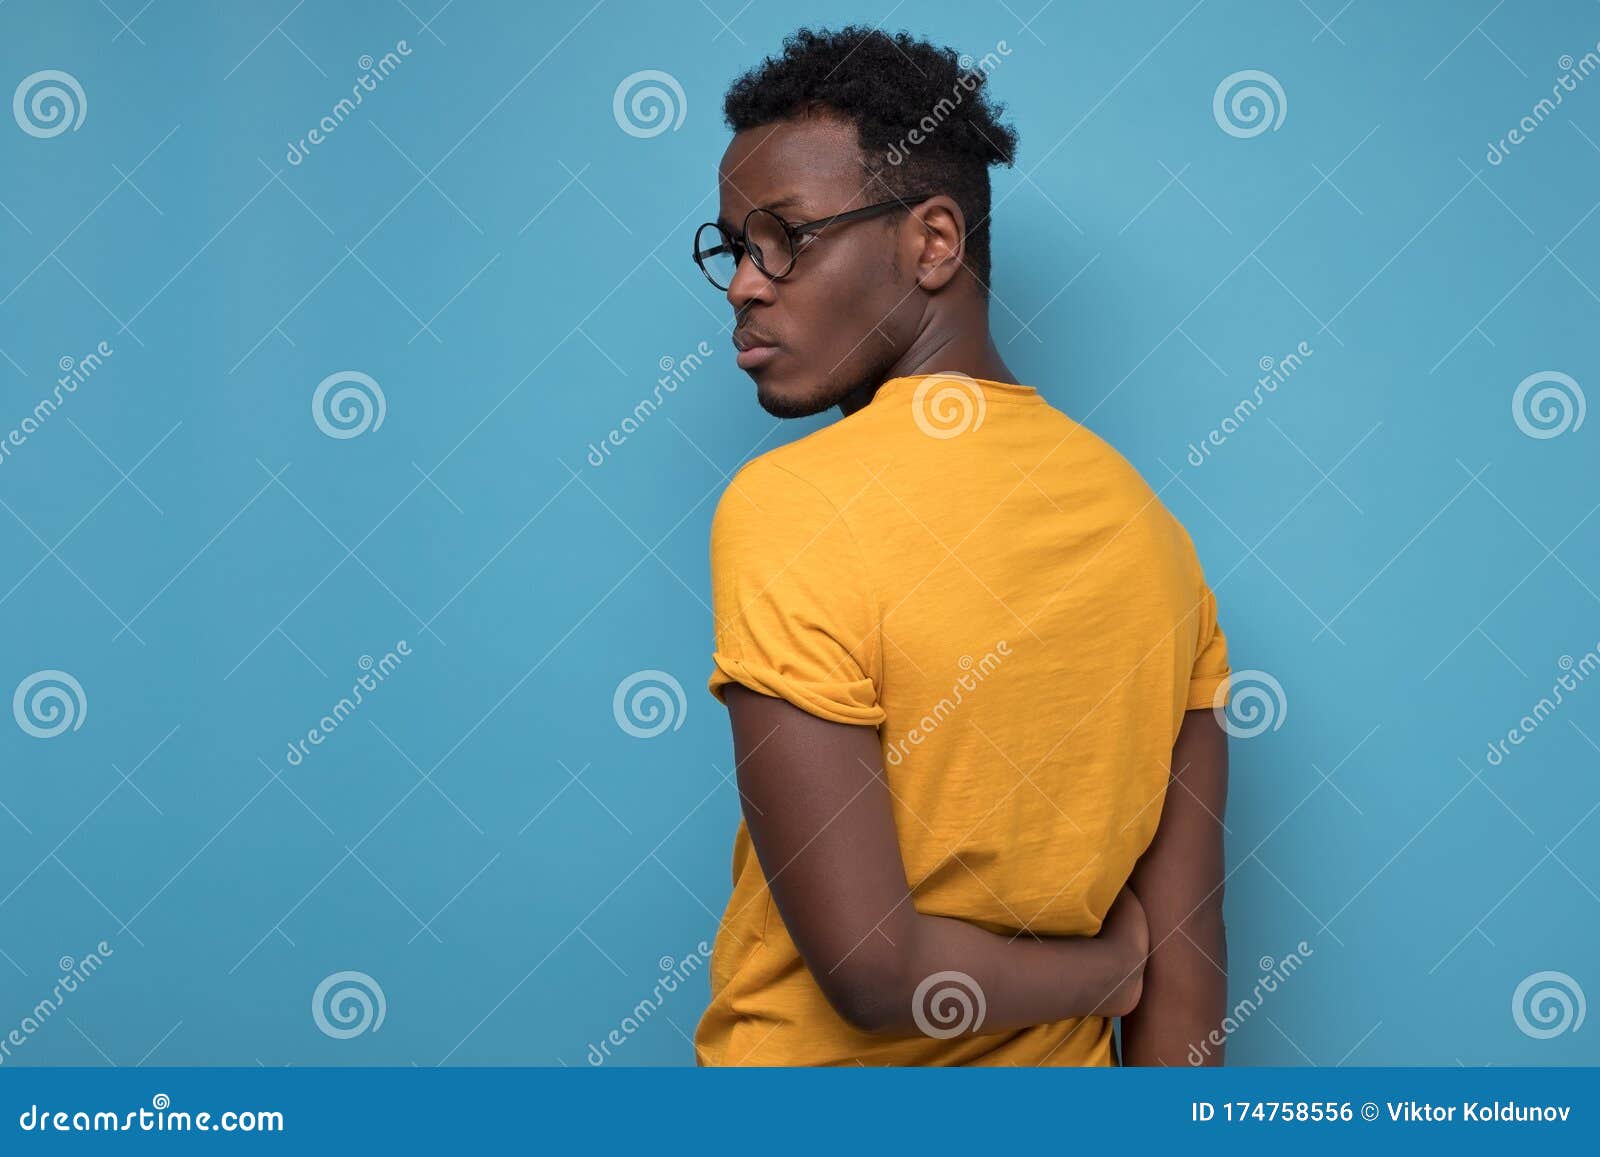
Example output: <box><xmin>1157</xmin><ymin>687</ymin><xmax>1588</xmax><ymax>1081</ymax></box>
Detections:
<box><xmin>1096</xmin><ymin>883</ymin><xmax>1149</xmax><ymax>1016</ymax></box>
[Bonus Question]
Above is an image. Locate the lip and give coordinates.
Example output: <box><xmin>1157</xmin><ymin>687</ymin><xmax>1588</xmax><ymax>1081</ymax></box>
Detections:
<box><xmin>735</xmin><ymin>343</ymin><xmax>780</xmax><ymax>370</ymax></box>
<box><xmin>733</xmin><ymin>330</ymin><xmax>781</xmax><ymax>370</ymax></box>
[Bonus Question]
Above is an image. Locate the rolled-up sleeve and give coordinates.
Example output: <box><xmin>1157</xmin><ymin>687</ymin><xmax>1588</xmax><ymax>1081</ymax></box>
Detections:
<box><xmin>706</xmin><ymin>458</ymin><xmax>885</xmax><ymax>728</ymax></box>
<box><xmin>1186</xmin><ymin>579</ymin><xmax>1231</xmax><ymax>710</ymax></box>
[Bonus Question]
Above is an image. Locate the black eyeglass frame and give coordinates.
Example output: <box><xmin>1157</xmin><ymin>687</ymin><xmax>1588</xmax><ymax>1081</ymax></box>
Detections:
<box><xmin>692</xmin><ymin>192</ymin><xmax>937</xmax><ymax>290</ymax></box>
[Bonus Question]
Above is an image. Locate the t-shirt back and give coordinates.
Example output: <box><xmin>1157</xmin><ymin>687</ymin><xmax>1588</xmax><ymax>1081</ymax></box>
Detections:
<box><xmin>698</xmin><ymin>372</ymin><xmax>1231</xmax><ymax>1066</ymax></box>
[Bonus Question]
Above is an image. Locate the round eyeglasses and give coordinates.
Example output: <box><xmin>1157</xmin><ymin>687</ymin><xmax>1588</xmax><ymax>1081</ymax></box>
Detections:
<box><xmin>692</xmin><ymin>193</ymin><xmax>935</xmax><ymax>292</ymax></box>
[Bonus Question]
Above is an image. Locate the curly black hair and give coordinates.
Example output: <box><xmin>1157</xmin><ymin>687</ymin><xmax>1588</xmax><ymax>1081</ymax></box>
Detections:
<box><xmin>722</xmin><ymin>25</ymin><xmax>1020</xmax><ymax>297</ymax></box>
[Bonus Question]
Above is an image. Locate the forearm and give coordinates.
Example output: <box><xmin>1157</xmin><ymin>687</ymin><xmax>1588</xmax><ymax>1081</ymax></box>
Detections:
<box><xmin>720</xmin><ymin>685</ymin><xmax>1146</xmax><ymax>1042</ymax></box>
<box><xmin>1120</xmin><ymin>707</ymin><xmax>1230</xmax><ymax>1066</ymax></box>
<box><xmin>1120</xmin><ymin>898</ymin><xmax>1226</xmax><ymax>1065</ymax></box>
<box><xmin>838</xmin><ymin>912</ymin><xmax>1137</xmax><ymax>1036</ymax></box>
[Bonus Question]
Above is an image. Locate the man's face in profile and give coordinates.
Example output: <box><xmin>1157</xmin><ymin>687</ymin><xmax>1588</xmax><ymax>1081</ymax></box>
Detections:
<box><xmin>715</xmin><ymin>115</ymin><xmax>917</xmax><ymax>418</ymax></box>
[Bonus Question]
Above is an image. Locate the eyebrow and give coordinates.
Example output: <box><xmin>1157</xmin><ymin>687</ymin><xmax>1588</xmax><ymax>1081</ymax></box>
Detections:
<box><xmin>716</xmin><ymin>194</ymin><xmax>805</xmax><ymax>229</ymax></box>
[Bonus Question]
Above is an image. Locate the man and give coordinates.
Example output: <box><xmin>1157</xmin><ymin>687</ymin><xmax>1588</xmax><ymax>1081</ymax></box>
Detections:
<box><xmin>693</xmin><ymin>26</ymin><xmax>1231</xmax><ymax>1066</ymax></box>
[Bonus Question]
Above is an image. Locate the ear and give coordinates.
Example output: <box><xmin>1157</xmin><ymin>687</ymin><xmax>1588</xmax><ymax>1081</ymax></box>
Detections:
<box><xmin>905</xmin><ymin>195</ymin><xmax>966</xmax><ymax>292</ymax></box>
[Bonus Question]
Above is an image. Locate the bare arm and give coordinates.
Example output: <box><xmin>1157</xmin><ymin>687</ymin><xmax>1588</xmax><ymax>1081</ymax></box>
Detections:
<box><xmin>1120</xmin><ymin>707</ymin><xmax>1229</xmax><ymax>1065</ymax></box>
<box><xmin>723</xmin><ymin>684</ymin><xmax>1147</xmax><ymax>1037</ymax></box>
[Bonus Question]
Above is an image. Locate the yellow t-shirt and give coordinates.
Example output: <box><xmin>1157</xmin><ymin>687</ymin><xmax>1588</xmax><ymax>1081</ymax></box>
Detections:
<box><xmin>697</xmin><ymin>373</ymin><xmax>1231</xmax><ymax>1066</ymax></box>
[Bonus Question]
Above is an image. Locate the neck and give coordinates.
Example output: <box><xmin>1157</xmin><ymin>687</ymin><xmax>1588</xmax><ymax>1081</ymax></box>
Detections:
<box><xmin>837</xmin><ymin>326</ymin><xmax>1017</xmax><ymax>417</ymax></box>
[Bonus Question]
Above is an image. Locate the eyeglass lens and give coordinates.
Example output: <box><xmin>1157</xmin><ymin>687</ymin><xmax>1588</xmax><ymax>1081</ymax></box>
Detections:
<box><xmin>695</xmin><ymin>209</ymin><xmax>795</xmax><ymax>289</ymax></box>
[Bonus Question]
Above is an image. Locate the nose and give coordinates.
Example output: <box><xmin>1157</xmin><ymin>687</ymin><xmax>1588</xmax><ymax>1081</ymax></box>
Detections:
<box><xmin>726</xmin><ymin>247</ymin><xmax>776</xmax><ymax>311</ymax></box>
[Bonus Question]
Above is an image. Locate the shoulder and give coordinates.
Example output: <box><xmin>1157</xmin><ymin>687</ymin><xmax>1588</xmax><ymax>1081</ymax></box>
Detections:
<box><xmin>1057</xmin><ymin>409</ymin><xmax>1204</xmax><ymax>574</ymax></box>
<box><xmin>713</xmin><ymin>415</ymin><xmax>878</xmax><ymax>528</ymax></box>
<box><xmin>712</xmin><ymin>447</ymin><xmax>824</xmax><ymax>532</ymax></box>
<box><xmin>1053</xmin><ymin>408</ymin><xmax>1157</xmax><ymax>495</ymax></box>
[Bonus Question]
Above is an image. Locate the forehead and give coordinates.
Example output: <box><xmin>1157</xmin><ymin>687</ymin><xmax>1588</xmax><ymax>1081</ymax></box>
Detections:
<box><xmin>715</xmin><ymin>115</ymin><xmax>863</xmax><ymax>216</ymax></box>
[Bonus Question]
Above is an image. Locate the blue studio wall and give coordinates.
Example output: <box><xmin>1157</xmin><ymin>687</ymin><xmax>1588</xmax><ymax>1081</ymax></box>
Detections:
<box><xmin>0</xmin><ymin>0</ymin><xmax>1596</xmax><ymax>1066</ymax></box>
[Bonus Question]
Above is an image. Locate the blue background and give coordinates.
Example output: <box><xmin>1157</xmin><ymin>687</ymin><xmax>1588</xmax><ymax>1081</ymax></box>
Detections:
<box><xmin>0</xmin><ymin>0</ymin><xmax>1596</xmax><ymax>1067</ymax></box>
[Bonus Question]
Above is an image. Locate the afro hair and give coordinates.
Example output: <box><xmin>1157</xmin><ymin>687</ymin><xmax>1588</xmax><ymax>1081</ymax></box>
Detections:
<box><xmin>722</xmin><ymin>25</ymin><xmax>1020</xmax><ymax>296</ymax></box>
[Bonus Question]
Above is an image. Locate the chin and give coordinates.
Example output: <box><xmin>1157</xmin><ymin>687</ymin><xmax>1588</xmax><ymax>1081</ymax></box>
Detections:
<box><xmin>753</xmin><ymin>371</ymin><xmax>835</xmax><ymax>419</ymax></box>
